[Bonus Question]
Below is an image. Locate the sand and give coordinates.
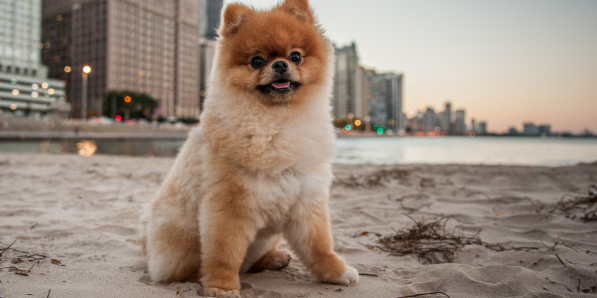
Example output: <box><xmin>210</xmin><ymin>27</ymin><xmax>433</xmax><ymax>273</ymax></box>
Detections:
<box><xmin>0</xmin><ymin>153</ymin><xmax>596</xmax><ymax>298</ymax></box>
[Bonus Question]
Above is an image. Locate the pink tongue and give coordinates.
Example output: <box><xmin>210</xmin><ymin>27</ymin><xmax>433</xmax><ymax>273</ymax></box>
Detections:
<box><xmin>272</xmin><ymin>81</ymin><xmax>291</xmax><ymax>89</ymax></box>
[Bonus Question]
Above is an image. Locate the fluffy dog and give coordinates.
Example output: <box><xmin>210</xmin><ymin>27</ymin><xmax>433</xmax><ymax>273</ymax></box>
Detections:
<box><xmin>143</xmin><ymin>0</ymin><xmax>358</xmax><ymax>296</ymax></box>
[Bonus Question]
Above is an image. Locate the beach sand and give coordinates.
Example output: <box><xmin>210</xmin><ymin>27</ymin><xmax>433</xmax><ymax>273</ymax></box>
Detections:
<box><xmin>1</xmin><ymin>153</ymin><xmax>596</xmax><ymax>298</ymax></box>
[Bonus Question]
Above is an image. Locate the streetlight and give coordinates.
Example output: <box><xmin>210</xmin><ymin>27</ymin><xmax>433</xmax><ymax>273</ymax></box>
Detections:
<box><xmin>81</xmin><ymin>65</ymin><xmax>91</xmax><ymax>121</ymax></box>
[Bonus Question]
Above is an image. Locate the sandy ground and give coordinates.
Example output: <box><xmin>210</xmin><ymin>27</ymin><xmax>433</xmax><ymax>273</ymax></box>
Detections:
<box><xmin>0</xmin><ymin>153</ymin><xmax>596</xmax><ymax>298</ymax></box>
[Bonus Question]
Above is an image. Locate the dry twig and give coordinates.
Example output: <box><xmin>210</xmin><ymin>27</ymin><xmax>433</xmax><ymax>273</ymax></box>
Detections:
<box><xmin>397</xmin><ymin>292</ymin><xmax>450</xmax><ymax>298</ymax></box>
<box><xmin>374</xmin><ymin>216</ymin><xmax>515</xmax><ymax>264</ymax></box>
<box><xmin>549</xmin><ymin>186</ymin><xmax>597</xmax><ymax>222</ymax></box>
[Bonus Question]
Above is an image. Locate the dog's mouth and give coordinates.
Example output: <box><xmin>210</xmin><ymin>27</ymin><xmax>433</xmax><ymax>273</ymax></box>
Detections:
<box><xmin>257</xmin><ymin>79</ymin><xmax>300</xmax><ymax>94</ymax></box>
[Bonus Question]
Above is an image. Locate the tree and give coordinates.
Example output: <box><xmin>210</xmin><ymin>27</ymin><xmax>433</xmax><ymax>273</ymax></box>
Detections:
<box><xmin>102</xmin><ymin>90</ymin><xmax>158</xmax><ymax>121</ymax></box>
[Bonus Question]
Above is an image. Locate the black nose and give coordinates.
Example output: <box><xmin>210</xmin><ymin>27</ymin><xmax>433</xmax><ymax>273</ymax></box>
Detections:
<box><xmin>272</xmin><ymin>60</ymin><xmax>289</xmax><ymax>74</ymax></box>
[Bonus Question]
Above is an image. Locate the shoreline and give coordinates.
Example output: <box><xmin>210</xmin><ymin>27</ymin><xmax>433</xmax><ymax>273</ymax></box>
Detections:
<box><xmin>1</xmin><ymin>153</ymin><xmax>596</xmax><ymax>298</ymax></box>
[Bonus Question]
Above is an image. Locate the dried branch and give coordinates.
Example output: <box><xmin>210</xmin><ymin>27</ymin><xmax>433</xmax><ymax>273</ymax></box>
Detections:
<box><xmin>374</xmin><ymin>216</ymin><xmax>537</xmax><ymax>264</ymax></box>
<box><xmin>397</xmin><ymin>292</ymin><xmax>450</xmax><ymax>298</ymax></box>
<box><xmin>549</xmin><ymin>185</ymin><xmax>597</xmax><ymax>222</ymax></box>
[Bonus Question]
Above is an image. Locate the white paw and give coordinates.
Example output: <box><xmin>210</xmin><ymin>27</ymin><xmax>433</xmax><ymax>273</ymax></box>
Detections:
<box><xmin>325</xmin><ymin>266</ymin><xmax>359</xmax><ymax>286</ymax></box>
<box><xmin>203</xmin><ymin>287</ymin><xmax>241</xmax><ymax>298</ymax></box>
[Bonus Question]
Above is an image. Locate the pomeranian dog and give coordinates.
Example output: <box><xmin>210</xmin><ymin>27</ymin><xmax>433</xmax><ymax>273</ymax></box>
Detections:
<box><xmin>143</xmin><ymin>0</ymin><xmax>358</xmax><ymax>296</ymax></box>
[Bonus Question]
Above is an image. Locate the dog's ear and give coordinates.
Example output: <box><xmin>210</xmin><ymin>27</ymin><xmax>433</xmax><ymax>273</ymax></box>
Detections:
<box><xmin>219</xmin><ymin>4</ymin><xmax>254</xmax><ymax>38</ymax></box>
<box><xmin>280</xmin><ymin>0</ymin><xmax>315</xmax><ymax>24</ymax></box>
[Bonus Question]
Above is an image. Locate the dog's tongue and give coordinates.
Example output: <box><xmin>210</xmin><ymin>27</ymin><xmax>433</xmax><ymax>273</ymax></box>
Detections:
<box><xmin>272</xmin><ymin>81</ymin><xmax>291</xmax><ymax>89</ymax></box>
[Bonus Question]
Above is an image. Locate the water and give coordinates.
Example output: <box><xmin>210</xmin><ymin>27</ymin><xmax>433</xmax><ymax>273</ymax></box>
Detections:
<box><xmin>336</xmin><ymin>136</ymin><xmax>597</xmax><ymax>166</ymax></box>
<box><xmin>0</xmin><ymin>139</ymin><xmax>183</xmax><ymax>157</ymax></box>
<box><xmin>0</xmin><ymin>137</ymin><xmax>596</xmax><ymax>166</ymax></box>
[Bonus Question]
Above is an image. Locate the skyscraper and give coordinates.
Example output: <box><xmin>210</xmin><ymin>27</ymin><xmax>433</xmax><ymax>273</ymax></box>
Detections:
<box><xmin>42</xmin><ymin>0</ymin><xmax>200</xmax><ymax>120</ymax></box>
<box><xmin>438</xmin><ymin>102</ymin><xmax>452</xmax><ymax>132</ymax></box>
<box><xmin>358</xmin><ymin>67</ymin><xmax>371</xmax><ymax>120</ymax></box>
<box><xmin>333</xmin><ymin>43</ymin><xmax>362</xmax><ymax>120</ymax></box>
<box><xmin>523</xmin><ymin>123</ymin><xmax>539</xmax><ymax>135</ymax></box>
<box><xmin>478</xmin><ymin>122</ymin><xmax>487</xmax><ymax>135</ymax></box>
<box><xmin>198</xmin><ymin>39</ymin><xmax>216</xmax><ymax>111</ymax></box>
<box><xmin>0</xmin><ymin>0</ymin><xmax>66</xmax><ymax>115</ymax></box>
<box><xmin>424</xmin><ymin>107</ymin><xmax>438</xmax><ymax>132</ymax></box>
<box><xmin>363</xmin><ymin>70</ymin><xmax>404</xmax><ymax>131</ymax></box>
<box><xmin>454</xmin><ymin>109</ymin><xmax>466</xmax><ymax>134</ymax></box>
<box><xmin>200</xmin><ymin>0</ymin><xmax>223</xmax><ymax>40</ymax></box>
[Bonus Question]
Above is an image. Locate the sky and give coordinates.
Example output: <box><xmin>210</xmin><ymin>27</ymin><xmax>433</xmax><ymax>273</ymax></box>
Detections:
<box><xmin>226</xmin><ymin>0</ymin><xmax>597</xmax><ymax>133</ymax></box>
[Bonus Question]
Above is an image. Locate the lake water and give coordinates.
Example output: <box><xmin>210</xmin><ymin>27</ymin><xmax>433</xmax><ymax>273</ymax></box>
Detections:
<box><xmin>336</xmin><ymin>137</ymin><xmax>597</xmax><ymax>166</ymax></box>
<box><xmin>1</xmin><ymin>137</ymin><xmax>596</xmax><ymax>166</ymax></box>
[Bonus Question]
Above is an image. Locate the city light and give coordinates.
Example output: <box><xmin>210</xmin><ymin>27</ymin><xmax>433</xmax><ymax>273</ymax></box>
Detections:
<box><xmin>31</xmin><ymin>83</ymin><xmax>39</xmax><ymax>90</ymax></box>
<box><xmin>124</xmin><ymin>96</ymin><xmax>131</xmax><ymax>103</ymax></box>
<box><xmin>76</xmin><ymin>140</ymin><xmax>97</xmax><ymax>157</ymax></box>
<box><xmin>9</xmin><ymin>104</ymin><xmax>17</xmax><ymax>110</ymax></box>
<box><xmin>83</xmin><ymin>65</ymin><xmax>92</xmax><ymax>74</ymax></box>
<box><xmin>31</xmin><ymin>91</ymin><xmax>39</xmax><ymax>98</ymax></box>
<box><xmin>355</xmin><ymin>120</ymin><xmax>362</xmax><ymax>126</ymax></box>
<box><xmin>64</xmin><ymin>66</ymin><xmax>71</xmax><ymax>73</ymax></box>
<box><xmin>10</xmin><ymin>78</ymin><xmax>17</xmax><ymax>84</ymax></box>
<box><xmin>48</xmin><ymin>88</ymin><xmax>55</xmax><ymax>95</ymax></box>
<box><xmin>42</xmin><ymin>82</ymin><xmax>49</xmax><ymax>89</ymax></box>
<box><xmin>345</xmin><ymin>124</ymin><xmax>352</xmax><ymax>131</ymax></box>
<box><xmin>115</xmin><ymin>115</ymin><xmax>122</xmax><ymax>121</ymax></box>
<box><xmin>348</xmin><ymin>113</ymin><xmax>354</xmax><ymax>119</ymax></box>
<box><xmin>12</xmin><ymin>89</ymin><xmax>19</xmax><ymax>95</ymax></box>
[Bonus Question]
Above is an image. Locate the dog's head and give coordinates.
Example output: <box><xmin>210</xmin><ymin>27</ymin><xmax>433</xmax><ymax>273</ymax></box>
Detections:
<box><xmin>216</xmin><ymin>0</ymin><xmax>331</xmax><ymax>105</ymax></box>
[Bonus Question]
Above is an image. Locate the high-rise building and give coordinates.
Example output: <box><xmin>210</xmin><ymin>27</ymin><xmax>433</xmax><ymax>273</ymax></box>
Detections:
<box><xmin>198</xmin><ymin>38</ymin><xmax>216</xmax><ymax>112</ymax></box>
<box><xmin>424</xmin><ymin>107</ymin><xmax>438</xmax><ymax>132</ymax></box>
<box><xmin>471</xmin><ymin>118</ymin><xmax>476</xmax><ymax>133</ymax></box>
<box><xmin>364</xmin><ymin>70</ymin><xmax>404</xmax><ymax>131</ymax></box>
<box><xmin>478</xmin><ymin>122</ymin><xmax>487</xmax><ymax>135</ymax></box>
<box><xmin>454</xmin><ymin>109</ymin><xmax>466</xmax><ymax>134</ymax></box>
<box><xmin>538</xmin><ymin>124</ymin><xmax>551</xmax><ymax>136</ymax></box>
<box><xmin>42</xmin><ymin>0</ymin><xmax>200</xmax><ymax>120</ymax></box>
<box><xmin>200</xmin><ymin>0</ymin><xmax>223</xmax><ymax>40</ymax></box>
<box><xmin>0</xmin><ymin>0</ymin><xmax>66</xmax><ymax>115</ymax></box>
<box><xmin>358</xmin><ymin>67</ymin><xmax>371</xmax><ymax>120</ymax></box>
<box><xmin>333</xmin><ymin>42</ymin><xmax>362</xmax><ymax>120</ymax></box>
<box><xmin>523</xmin><ymin>123</ymin><xmax>539</xmax><ymax>135</ymax></box>
<box><xmin>438</xmin><ymin>102</ymin><xmax>452</xmax><ymax>132</ymax></box>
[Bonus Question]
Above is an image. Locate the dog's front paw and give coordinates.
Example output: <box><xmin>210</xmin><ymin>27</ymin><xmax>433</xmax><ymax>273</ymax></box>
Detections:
<box><xmin>324</xmin><ymin>266</ymin><xmax>359</xmax><ymax>286</ymax></box>
<box><xmin>203</xmin><ymin>287</ymin><xmax>241</xmax><ymax>298</ymax></box>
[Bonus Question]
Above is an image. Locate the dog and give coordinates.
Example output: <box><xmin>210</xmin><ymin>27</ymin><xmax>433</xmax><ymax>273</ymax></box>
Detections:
<box><xmin>142</xmin><ymin>0</ymin><xmax>358</xmax><ymax>297</ymax></box>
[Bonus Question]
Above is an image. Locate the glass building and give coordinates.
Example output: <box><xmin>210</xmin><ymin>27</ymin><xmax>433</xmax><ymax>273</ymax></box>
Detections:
<box><xmin>42</xmin><ymin>0</ymin><xmax>200</xmax><ymax>120</ymax></box>
<box><xmin>0</xmin><ymin>0</ymin><xmax>67</xmax><ymax>116</ymax></box>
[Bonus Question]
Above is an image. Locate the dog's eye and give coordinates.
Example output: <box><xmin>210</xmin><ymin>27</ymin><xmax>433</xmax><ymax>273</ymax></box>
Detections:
<box><xmin>289</xmin><ymin>52</ymin><xmax>301</xmax><ymax>64</ymax></box>
<box><xmin>251</xmin><ymin>57</ymin><xmax>265</xmax><ymax>69</ymax></box>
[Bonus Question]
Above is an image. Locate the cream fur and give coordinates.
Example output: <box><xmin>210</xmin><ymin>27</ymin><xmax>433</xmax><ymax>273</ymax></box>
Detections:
<box><xmin>143</xmin><ymin>3</ymin><xmax>358</xmax><ymax>297</ymax></box>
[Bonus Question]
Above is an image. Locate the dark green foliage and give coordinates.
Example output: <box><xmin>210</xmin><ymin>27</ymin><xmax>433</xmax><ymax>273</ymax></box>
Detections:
<box><xmin>102</xmin><ymin>90</ymin><xmax>158</xmax><ymax>121</ymax></box>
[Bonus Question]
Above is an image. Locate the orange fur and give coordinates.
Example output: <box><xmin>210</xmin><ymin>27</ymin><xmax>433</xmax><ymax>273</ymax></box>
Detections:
<box><xmin>142</xmin><ymin>1</ymin><xmax>358</xmax><ymax>297</ymax></box>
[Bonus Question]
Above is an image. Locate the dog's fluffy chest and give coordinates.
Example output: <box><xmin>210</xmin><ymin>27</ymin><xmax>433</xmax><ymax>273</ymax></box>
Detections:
<box><xmin>239</xmin><ymin>168</ymin><xmax>304</xmax><ymax>229</ymax></box>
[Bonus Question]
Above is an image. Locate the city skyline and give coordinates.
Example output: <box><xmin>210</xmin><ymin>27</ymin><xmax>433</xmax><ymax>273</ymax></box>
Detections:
<box><xmin>231</xmin><ymin>0</ymin><xmax>597</xmax><ymax>134</ymax></box>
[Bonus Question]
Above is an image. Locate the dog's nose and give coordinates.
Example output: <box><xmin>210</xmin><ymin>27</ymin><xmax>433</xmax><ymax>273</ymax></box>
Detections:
<box><xmin>272</xmin><ymin>60</ymin><xmax>289</xmax><ymax>74</ymax></box>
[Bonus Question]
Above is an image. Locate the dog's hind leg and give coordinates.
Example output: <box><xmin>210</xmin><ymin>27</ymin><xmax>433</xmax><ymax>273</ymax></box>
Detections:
<box><xmin>241</xmin><ymin>234</ymin><xmax>292</xmax><ymax>273</ymax></box>
<box><xmin>145</xmin><ymin>199</ymin><xmax>202</xmax><ymax>283</ymax></box>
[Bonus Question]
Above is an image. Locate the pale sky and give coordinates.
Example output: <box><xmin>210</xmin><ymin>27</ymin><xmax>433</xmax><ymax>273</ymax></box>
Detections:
<box><xmin>226</xmin><ymin>0</ymin><xmax>597</xmax><ymax>133</ymax></box>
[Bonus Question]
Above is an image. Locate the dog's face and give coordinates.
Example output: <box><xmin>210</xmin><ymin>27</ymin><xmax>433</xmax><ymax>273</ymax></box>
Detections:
<box><xmin>217</xmin><ymin>0</ymin><xmax>330</xmax><ymax>105</ymax></box>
